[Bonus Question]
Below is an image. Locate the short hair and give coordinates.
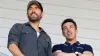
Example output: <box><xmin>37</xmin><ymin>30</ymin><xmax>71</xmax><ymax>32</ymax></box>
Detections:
<box><xmin>61</xmin><ymin>18</ymin><xmax>77</xmax><ymax>30</ymax></box>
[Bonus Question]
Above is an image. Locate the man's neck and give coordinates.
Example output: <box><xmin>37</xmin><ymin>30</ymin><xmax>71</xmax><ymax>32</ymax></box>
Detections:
<box><xmin>29</xmin><ymin>21</ymin><xmax>40</xmax><ymax>32</ymax></box>
<box><xmin>66</xmin><ymin>39</ymin><xmax>77</xmax><ymax>45</ymax></box>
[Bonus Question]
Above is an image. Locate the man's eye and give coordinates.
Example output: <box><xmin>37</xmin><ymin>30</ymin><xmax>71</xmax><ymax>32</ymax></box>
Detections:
<box><xmin>36</xmin><ymin>8</ymin><xmax>40</xmax><ymax>10</ymax></box>
<box><xmin>29</xmin><ymin>8</ymin><xmax>31</xmax><ymax>10</ymax></box>
<box><xmin>29</xmin><ymin>8</ymin><xmax>32</xmax><ymax>10</ymax></box>
<box><xmin>70</xmin><ymin>26</ymin><xmax>72</xmax><ymax>28</ymax></box>
<box><xmin>63</xmin><ymin>27</ymin><xmax>67</xmax><ymax>30</ymax></box>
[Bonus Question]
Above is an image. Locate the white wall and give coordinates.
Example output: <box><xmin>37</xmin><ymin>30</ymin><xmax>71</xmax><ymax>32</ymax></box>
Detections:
<box><xmin>0</xmin><ymin>0</ymin><xmax>100</xmax><ymax>56</ymax></box>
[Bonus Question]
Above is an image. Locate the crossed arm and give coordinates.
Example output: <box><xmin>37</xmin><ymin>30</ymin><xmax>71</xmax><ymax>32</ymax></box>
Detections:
<box><xmin>8</xmin><ymin>43</ymin><xmax>24</xmax><ymax>56</ymax></box>
<box><xmin>53</xmin><ymin>50</ymin><xmax>93</xmax><ymax>56</ymax></box>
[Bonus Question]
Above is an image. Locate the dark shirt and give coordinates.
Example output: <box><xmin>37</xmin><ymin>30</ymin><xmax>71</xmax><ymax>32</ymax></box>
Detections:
<box><xmin>8</xmin><ymin>22</ymin><xmax>52</xmax><ymax>56</ymax></box>
<box><xmin>52</xmin><ymin>41</ymin><xmax>93</xmax><ymax>54</ymax></box>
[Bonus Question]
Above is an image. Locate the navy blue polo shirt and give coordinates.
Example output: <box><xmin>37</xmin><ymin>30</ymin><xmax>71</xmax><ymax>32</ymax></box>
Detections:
<box><xmin>52</xmin><ymin>41</ymin><xmax>93</xmax><ymax>54</ymax></box>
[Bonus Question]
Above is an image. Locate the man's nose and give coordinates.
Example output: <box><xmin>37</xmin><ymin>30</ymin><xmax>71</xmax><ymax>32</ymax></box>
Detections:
<box><xmin>32</xmin><ymin>9</ymin><xmax>35</xmax><ymax>12</ymax></box>
<box><xmin>67</xmin><ymin>29</ymin><xmax>71</xmax><ymax>32</ymax></box>
<box><xmin>31</xmin><ymin>8</ymin><xmax>36</xmax><ymax>12</ymax></box>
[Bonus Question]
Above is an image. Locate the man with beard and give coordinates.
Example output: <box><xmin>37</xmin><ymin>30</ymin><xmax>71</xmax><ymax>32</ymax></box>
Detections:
<box><xmin>52</xmin><ymin>18</ymin><xmax>94</xmax><ymax>56</ymax></box>
<box><xmin>7</xmin><ymin>1</ymin><xmax>52</xmax><ymax>56</ymax></box>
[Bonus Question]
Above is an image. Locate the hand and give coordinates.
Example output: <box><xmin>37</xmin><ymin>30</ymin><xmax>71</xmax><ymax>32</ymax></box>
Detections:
<box><xmin>53</xmin><ymin>50</ymin><xmax>77</xmax><ymax>56</ymax></box>
<box><xmin>55</xmin><ymin>50</ymin><xmax>62</xmax><ymax>52</ymax></box>
<box><xmin>19</xmin><ymin>54</ymin><xmax>24</xmax><ymax>56</ymax></box>
<box><xmin>56</xmin><ymin>52</ymin><xmax>66</xmax><ymax>56</ymax></box>
<box><xmin>53</xmin><ymin>50</ymin><xmax>63</xmax><ymax>56</ymax></box>
<box><xmin>57</xmin><ymin>52</ymin><xmax>79</xmax><ymax>56</ymax></box>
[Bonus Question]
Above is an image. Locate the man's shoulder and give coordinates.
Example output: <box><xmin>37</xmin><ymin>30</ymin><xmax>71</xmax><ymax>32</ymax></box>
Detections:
<box><xmin>80</xmin><ymin>43</ymin><xmax>92</xmax><ymax>47</ymax></box>
<box><xmin>12</xmin><ymin>23</ymin><xmax>25</xmax><ymax>27</ymax></box>
<box><xmin>40</xmin><ymin>27</ymin><xmax>50</xmax><ymax>37</ymax></box>
<box><xmin>79</xmin><ymin>43</ymin><xmax>93</xmax><ymax>51</ymax></box>
<box><xmin>79</xmin><ymin>43</ymin><xmax>93</xmax><ymax>54</ymax></box>
<box><xmin>53</xmin><ymin>44</ymin><xmax>64</xmax><ymax>48</ymax></box>
<box><xmin>10</xmin><ymin>23</ymin><xmax>25</xmax><ymax>31</ymax></box>
<box><xmin>52</xmin><ymin>44</ymin><xmax>64</xmax><ymax>53</ymax></box>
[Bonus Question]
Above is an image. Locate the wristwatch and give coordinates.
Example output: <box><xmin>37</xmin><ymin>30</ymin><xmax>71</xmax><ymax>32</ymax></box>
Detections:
<box><xmin>75</xmin><ymin>52</ymin><xmax>79</xmax><ymax>56</ymax></box>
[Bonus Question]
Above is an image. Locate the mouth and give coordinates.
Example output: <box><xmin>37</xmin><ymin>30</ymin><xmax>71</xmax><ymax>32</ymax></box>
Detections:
<box><xmin>31</xmin><ymin>13</ymin><xmax>37</xmax><ymax>17</ymax></box>
<box><xmin>67</xmin><ymin>32</ymin><xmax>72</xmax><ymax>36</ymax></box>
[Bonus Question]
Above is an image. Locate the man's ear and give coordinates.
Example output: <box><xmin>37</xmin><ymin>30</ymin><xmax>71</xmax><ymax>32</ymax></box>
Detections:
<box><xmin>40</xmin><ymin>12</ymin><xmax>43</xmax><ymax>19</ymax></box>
<box><xmin>41</xmin><ymin>12</ymin><xmax>43</xmax><ymax>17</ymax></box>
<box><xmin>76</xmin><ymin>29</ymin><xmax>78</xmax><ymax>34</ymax></box>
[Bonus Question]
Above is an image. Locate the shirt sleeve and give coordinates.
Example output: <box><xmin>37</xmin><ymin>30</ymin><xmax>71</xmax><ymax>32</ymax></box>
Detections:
<box><xmin>83</xmin><ymin>44</ymin><xmax>94</xmax><ymax>54</ymax></box>
<box><xmin>7</xmin><ymin>23</ymin><xmax>21</xmax><ymax>47</ymax></box>
<box><xmin>52</xmin><ymin>44</ymin><xmax>61</xmax><ymax>53</ymax></box>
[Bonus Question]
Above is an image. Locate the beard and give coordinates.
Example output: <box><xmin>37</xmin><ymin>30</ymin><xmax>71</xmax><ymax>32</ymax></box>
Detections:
<box><xmin>27</xmin><ymin>12</ymin><xmax>42</xmax><ymax>22</ymax></box>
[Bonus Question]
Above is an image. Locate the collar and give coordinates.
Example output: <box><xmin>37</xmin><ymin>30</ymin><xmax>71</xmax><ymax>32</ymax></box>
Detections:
<box><xmin>64</xmin><ymin>41</ymin><xmax>80</xmax><ymax>46</ymax></box>
<box><xmin>25</xmin><ymin>22</ymin><xmax>44</xmax><ymax>32</ymax></box>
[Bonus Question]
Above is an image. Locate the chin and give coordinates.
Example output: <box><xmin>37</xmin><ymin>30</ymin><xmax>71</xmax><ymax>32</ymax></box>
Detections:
<box><xmin>29</xmin><ymin>18</ymin><xmax>39</xmax><ymax>21</ymax></box>
<box><xmin>66</xmin><ymin>37</ymin><xmax>74</xmax><ymax>40</ymax></box>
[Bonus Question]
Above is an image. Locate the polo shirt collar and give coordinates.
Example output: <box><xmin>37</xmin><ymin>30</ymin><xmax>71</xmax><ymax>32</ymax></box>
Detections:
<box><xmin>64</xmin><ymin>41</ymin><xmax>80</xmax><ymax>46</ymax></box>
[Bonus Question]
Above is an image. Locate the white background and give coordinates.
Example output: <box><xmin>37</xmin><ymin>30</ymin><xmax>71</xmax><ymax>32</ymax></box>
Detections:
<box><xmin>0</xmin><ymin>0</ymin><xmax>100</xmax><ymax>56</ymax></box>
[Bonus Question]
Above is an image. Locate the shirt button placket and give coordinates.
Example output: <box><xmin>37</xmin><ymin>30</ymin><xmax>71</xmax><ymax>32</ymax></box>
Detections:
<box><xmin>72</xmin><ymin>45</ymin><xmax>74</xmax><ymax>52</ymax></box>
<box><xmin>38</xmin><ymin>43</ymin><xmax>41</xmax><ymax>54</ymax></box>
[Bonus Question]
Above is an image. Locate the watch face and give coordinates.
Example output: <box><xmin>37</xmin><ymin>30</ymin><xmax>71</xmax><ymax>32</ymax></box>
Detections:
<box><xmin>75</xmin><ymin>52</ymin><xmax>78</xmax><ymax>54</ymax></box>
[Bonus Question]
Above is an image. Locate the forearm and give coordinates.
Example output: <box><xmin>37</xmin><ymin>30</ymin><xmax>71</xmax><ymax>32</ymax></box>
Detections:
<box><xmin>78</xmin><ymin>51</ymin><xmax>93</xmax><ymax>56</ymax></box>
<box><xmin>78</xmin><ymin>53</ymin><xmax>93</xmax><ymax>56</ymax></box>
<box><xmin>53</xmin><ymin>52</ymin><xmax>76</xmax><ymax>56</ymax></box>
<box><xmin>64</xmin><ymin>53</ymin><xmax>76</xmax><ymax>56</ymax></box>
<box><xmin>8</xmin><ymin>44</ymin><xmax>24</xmax><ymax>56</ymax></box>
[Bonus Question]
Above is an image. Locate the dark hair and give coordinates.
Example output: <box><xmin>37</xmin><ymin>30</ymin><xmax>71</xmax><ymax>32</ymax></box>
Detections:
<box><xmin>61</xmin><ymin>18</ymin><xmax>77</xmax><ymax>30</ymax></box>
